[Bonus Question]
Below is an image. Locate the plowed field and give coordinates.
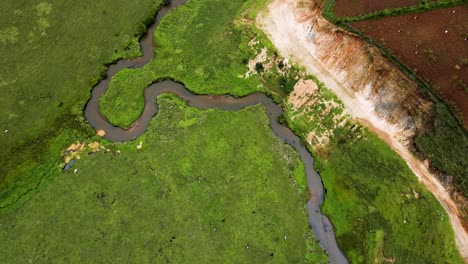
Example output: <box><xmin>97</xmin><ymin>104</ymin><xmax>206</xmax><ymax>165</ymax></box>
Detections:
<box><xmin>351</xmin><ymin>5</ymin><xmax>468</xmax><ymax>123</ymax></box>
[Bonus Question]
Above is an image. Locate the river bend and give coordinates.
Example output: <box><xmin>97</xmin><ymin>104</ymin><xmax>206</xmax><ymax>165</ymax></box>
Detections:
<box><xmin>84</xmin><ymin>0</ymin><xmax>347</xmax><ymax>263</ymax></box>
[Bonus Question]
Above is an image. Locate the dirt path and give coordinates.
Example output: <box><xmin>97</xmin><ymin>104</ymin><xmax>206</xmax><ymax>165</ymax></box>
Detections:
<box><xmin>257</xmin><ymin>0</ymin><xmax>467</xmax><ymax>258</ymax></box>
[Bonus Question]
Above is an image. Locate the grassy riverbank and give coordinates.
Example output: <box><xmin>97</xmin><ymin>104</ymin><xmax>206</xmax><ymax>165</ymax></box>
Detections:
<box><xmin>100</xmin><ymin>0</ymin><xmax>275</xmax><ymax>127</ymax></box>
<box><xmin>98</xmin><ymin>0</ymin><xmax>463</xmax><ymax>262</ymax></box>
<box><xmin>0</xmin><ymin>95</ymin><xmax>327</xmax><ymax>263</ymax></box>
<box><xmin>0</xmin><ymin>0</ymin><xmax>163</xmax><ymax>205</ymax></box>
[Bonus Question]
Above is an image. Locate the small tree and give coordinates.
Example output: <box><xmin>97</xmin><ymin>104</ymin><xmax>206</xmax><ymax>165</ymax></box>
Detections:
<box><xmin>255</xmin><ymin>62</ymin><xmax>264</xmax><ymax>72</ymax></box>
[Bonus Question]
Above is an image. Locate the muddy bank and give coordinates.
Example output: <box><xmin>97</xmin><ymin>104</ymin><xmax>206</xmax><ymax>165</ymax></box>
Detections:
<box><xmin>84</xmin><ymin>0</ymin><xmax>347</xmax><ymax>263</ymax></box>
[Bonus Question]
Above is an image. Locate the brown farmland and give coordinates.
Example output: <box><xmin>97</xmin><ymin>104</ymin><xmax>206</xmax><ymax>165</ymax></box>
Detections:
<box><xmin>333</xmin><ymin>0</ymin><xmax>418</xmax><ymax>17</ymax></box>
<box><xmin>351</xmin><ymin>5</ymin><xmax>468</xmax><ymax>124</ymax></box>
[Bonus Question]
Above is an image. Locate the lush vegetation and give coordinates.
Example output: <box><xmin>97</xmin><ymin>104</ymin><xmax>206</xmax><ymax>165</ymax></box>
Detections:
<box><xmin>415</xmin><ymin>104</ymin><xmax>468</xmax><ymax>196</ymax></box>
<box><xmin>98</xmin><ymin>0</ymin><xmax>463</xmax><ymax>262</ymax></box>
<box><xmin>284</xmin><ymin>77</ymin><xmax>462</xmax><ymax>263</ymax></box>
<box><xmin>0</xmin><ymin>0</ymin><xmax>163</xmax><ymax>205</ymax></box>
<box><xmin>99</xmin><ymin>0</ymin><xmax>280</xmax><ymax>127</ymax></box>
<box><xmin>0</xmin><ymin>95</ymin><xmax>327</xmax><ymax>263</ymax></box>
<box><xmin>318</xmin><ymin>129</ymin><xmax>461</xmax><ymax>263</ymax></box>
<box><xmin>2</xmin><ymin>0</ymin><xmax>463</xmax><ymax>262</ymax></box>
<box><xmin>100</xmin><ymin>68</ymin><xmax>155</xmax><ymax>128</ymax></box>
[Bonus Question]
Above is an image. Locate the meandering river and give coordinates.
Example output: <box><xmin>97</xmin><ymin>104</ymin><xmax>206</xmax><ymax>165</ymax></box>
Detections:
<box><xmin>84</xmin><ymin>0</ymin><xmax>347</xmax><ymax>262</ymax></box>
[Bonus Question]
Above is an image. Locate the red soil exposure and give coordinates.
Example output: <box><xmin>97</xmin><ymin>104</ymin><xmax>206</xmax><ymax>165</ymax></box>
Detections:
<box><xmin>351</xmin><ymin>5</ymin><xmax>468</xmax><ymax>125</ymax></box>
<box><xmin>333</xmin><ymin>0</ymin><xmax>418</xmax><ymax>17</ymax></box>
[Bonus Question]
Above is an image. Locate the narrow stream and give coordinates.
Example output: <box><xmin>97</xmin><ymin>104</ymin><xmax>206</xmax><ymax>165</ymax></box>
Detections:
<box><xmin>84</xmin><ymin>0</ymin><xmax>347</xmax><ymax>263</ymax></box>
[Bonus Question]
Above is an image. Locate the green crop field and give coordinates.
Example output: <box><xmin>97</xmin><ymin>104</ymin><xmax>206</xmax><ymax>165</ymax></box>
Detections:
<box><xmin>0</xmin><ymin>0</ymin><xmax>164</xmax><ymax>204</ymax></box>
<box><xmin>0</xmin><ymin>94</ymin><xmax>327</xmax><ymax>263</ymax></box>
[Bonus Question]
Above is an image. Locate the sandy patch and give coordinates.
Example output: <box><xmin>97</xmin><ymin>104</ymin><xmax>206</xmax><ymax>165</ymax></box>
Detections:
<box><xmin>96</xmin><ymin>129</ymin><xmax>106</xmax><ymax>137</ymax></box>
<box><xmin>288</xmin><ymin>79</ymin><xmax>318</xmax><ymax>108</ymax></box>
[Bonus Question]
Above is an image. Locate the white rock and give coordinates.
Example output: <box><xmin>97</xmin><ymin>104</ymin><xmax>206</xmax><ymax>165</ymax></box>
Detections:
<box><xmin>74</xmin><ymin>169</ymin><xmax>78</xmax><ymax>174</ymax></box>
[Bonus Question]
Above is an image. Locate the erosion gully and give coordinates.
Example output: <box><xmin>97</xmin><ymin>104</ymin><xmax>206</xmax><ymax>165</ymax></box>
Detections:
<box><xmin>84</xmin><ymin>0</ymin><xmax>347</xmax><ymax>262</ymax></box>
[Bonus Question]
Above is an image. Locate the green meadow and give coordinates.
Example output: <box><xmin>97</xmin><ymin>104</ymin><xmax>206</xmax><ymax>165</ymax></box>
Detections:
<box><xmin>0</xmin><ymin>95</ymin><xmax>327</xmax><ymax>263</ymax></box>
<box><xmin>0</xmin><ymin>0</ymin><xmax>463</xmax><ymax>263</ymax></box>
<box><xmin>98</xmin><ymin>0</ymin><xmax>462</xmax><ymax>262</ymax></box>
<box><xmin>0</xmin><ymin>0</ymin><xmax>163</xmax><ymax>204</ymax></box>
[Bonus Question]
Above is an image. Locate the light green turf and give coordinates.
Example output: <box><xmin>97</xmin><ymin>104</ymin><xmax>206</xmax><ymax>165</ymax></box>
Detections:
<box><xmin>0</xmin><ymin>95</ymin><xmax>328</xmax><ymax>263</ymax></box>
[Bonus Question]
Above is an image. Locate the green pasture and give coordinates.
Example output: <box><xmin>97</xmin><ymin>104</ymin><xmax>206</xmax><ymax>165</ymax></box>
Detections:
<box><xmin>0</xmin><ymin>95</ymin><xmax>327</xmax><ymax>263</ymax></box>
<box><xmin>0</xmin><ymin>0</ymin><xmax>163</xmax><ymax>204</ymax></box>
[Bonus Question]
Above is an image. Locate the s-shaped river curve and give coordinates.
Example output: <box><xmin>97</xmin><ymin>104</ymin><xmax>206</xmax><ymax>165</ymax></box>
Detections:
<box><xmin>84</xmin><ymin>0</ymin><xmax>347</xmax><ymax>263</ymax></box>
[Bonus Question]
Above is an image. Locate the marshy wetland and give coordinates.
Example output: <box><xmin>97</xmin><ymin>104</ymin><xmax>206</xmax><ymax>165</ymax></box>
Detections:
<box><xmin>0</xmin><ymin>0</ymin><xmax>465</xmax><ymax>263</ymax></box>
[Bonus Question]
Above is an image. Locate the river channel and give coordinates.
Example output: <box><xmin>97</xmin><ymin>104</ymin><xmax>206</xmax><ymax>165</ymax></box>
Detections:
<box><xmin>84</xmin><ymin>0</ymin><xmax>347</xmax><ymax>263</ymax></box>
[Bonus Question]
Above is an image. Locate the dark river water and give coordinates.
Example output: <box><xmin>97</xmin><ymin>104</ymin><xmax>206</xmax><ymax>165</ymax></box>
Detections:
<box><xmin>84</xmin><ymin>0</ymin><xmax>347</xmax><ymax>263</ymax></box>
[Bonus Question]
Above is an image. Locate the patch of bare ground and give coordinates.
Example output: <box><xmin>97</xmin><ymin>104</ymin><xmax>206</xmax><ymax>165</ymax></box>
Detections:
<box><xmin>288</xmin><ymin>79</ymin><xmax>319</xmax><ymax>109</ymax></box>
<box><xmin>257</xmin><ymin>0</ymin><xmax>467</xmax><ymax>258</ymax></box>
<box><xmin>287</xmin><ymin>79</ymin><xmax>348</xmax><ymax>153</ymax></box>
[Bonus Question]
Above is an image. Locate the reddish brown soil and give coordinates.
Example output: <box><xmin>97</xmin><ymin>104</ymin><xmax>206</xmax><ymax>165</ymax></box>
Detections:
<box><xmin>351</xmin><ymin>5</ymin><xmax>468</xmax><ymax>124</ymax></box>
<box><xmin>333</xmin><ymin>0</ymin><xmax>418</xmax><ymax>17</ymax></box>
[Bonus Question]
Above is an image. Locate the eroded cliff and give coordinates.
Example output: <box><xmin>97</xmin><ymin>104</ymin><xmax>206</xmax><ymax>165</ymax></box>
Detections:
<box><xmin>298</xmin><ymin>0</ymin><xmax>434</xmax><ymax>145</ymax></box>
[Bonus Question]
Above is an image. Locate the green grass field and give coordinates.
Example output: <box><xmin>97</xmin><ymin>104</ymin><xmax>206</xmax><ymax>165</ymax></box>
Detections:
<box><xmin>318</xmin><ymin>130</ymin><xmax>461</xmax><ymax>263</ymax></box>
<box><xmin>0</xmin><ymin>0</ymin><xmax>163</xmax><ymax>204</ymax></box>
<box><xmin>0</xmin><ymin>95</ymin><xmax>327</xmax><ymax>263</ymax></box>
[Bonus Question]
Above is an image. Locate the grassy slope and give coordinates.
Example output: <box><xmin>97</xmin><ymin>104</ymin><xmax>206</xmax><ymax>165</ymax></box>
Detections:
<box><xmin>285</xmin><ymin>77</ymin><xmax>462</xmax><ymax>263</ymax></box>
<box><xmin>0</xmin><ymin>95</ymin><xmax>327</xmax><ymax>263</ymax></box>
<box><xmin>2</xmin><ymin>0</ymin><xmax>462</xmax><ymax>262</ymax></box>
<box><xmin>319</xmin><ymin>131</ymin><xmax>461</xmax><ymax>263</ymax></box>
<box><xmin>0</xmin><ymin>0</ymin><xmax>162</xmax><ymax>203</ymax></box>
